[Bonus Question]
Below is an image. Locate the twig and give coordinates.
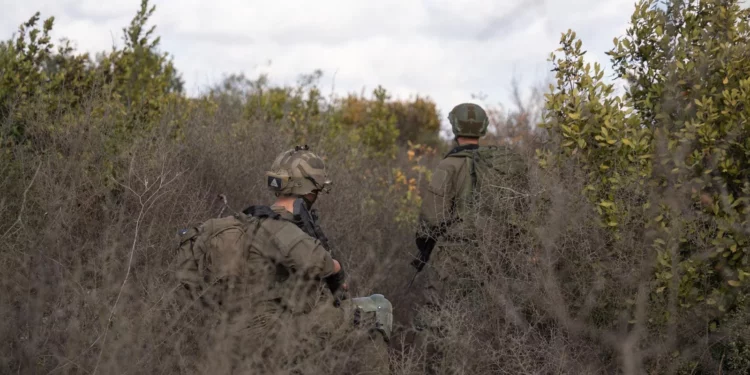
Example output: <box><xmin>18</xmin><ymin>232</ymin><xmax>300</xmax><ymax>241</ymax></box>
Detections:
<box><xmin>2</xmin><ymin>162</ymin><xmax>41</xmax><ymax>238</ymax></box>
<box><xmin>217</xmin><ymin>194</ymin><xmax>228</xmax><ymax>217</ymax></box>
<box><xmin>91</xmin><ymin>196</ymin><xmax>146</xmax><ymax>375</ymax></box>
<box><xmin>92</xmin><ymin>165</ymin><xmax>181</xmax><ymax>374</ymax></box>
<box><xmin>485</xmin><ymin>184</ymin><xmax>531</xmax><ymax>197</ymax></box>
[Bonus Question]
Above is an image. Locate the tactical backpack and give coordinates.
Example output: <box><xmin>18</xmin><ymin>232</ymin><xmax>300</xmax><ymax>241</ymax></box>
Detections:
<box><xmin>173</xmin><ymin>207</ymin><xmax>282</xmax><ymax>307</ymax></box>
<box><xmin>445</xmin><ymin>144</ymin><xmax>529</xmax><ymax>221</ymax></box>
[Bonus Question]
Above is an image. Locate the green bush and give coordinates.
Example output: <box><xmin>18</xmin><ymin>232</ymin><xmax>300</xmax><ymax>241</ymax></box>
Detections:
<box><xmin>539</xmin><ymin>0</ymin><xmax>750</xmax><ymax>369</ymax></box>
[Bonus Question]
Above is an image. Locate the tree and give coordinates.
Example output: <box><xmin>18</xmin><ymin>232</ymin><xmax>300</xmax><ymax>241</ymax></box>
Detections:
<box><xmin>96</xmin><ymin>0</ymin><xmax>184</xmax><ymax>134</ymax></box>
<box><xmin>540</xmin><ymin>0</ymin><xmax>750</xmax><ymax>370</ymax></box>
<box><xmin>388</xmin><ymin>95</ymin><xmax>441</xmax><ymax>148</ymax></box>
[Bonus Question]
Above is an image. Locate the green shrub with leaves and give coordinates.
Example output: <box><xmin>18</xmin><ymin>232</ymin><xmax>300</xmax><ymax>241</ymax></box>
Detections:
<box><xmin>540</xmin><ymin>0</ymin><xmax>750</xmax><ymax>369</ymax></box>
<box><xmin>540</xmin><ymin>29</ymin><xmax>652</xmax><ymax>237</ymax></box>
<box><xmin>0</xmin><ymin>0</ymin><xmax>184</xmax><ymax>152</ymax></box>
<box><xmin>0</xmin><ymin>13</ymin><xmax>99</xmax><ymax>146</ymax></box>
<box><xmin>607</xmin><ymin>1</ymin><xmax>750</xmax><ymax>313</ymax></box>
<box><xmin>331</xmin><ymin>86</ymin><xmax>400</xmax><ymax>159</ymax></box>
<box><xmin>388</xmin><ymin>95</ymin><xmax>441</xmax><ymax>148</ymax></box>
<box><xmin>94</xmin><ymin>0</ymin><xmax>184</xmax><ymax>140</ymax></box>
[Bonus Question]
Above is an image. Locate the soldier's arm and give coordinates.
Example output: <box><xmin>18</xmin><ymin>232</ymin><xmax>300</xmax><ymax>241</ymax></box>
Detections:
<box><xmin>272</xmin><ymin>221</ymin><xmax>346</xmax><ymax>295</ymax></box>
<box><xmin>286</xmin><ymin>235</ymin><xmax>337</xmax><ymax>279</ymax></box>
<box><xmin>288</xmin><ymin>236</ymin><xmax>347</xmax><ymax>293</ymax></box>
<box><xmin>418</xmin><ymin>159</ymin><xmax>459</xmax><ymax>235</ymax></box>
<box><xmin>411</xmin><ymin>160</ymin><xmax>459</xmax><ymax>271</ymax></box>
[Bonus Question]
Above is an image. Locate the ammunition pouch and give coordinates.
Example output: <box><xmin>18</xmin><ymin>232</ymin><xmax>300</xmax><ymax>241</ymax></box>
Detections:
<box><xmin>349</xmin><ymin>294</ymin><xmax>393</xmax><ymax>342</ymax></box>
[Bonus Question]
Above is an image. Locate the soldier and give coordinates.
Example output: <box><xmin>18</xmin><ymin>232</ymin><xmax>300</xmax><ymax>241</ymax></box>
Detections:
<box><xmin>174</xmin><ymin>145</ymin><xmax>390</xmax><ymax>374</ymax></box>
<box><xmin>408</xmin><ymin>103</ymin><xmax>527</xmax><ymax>373</ymax></box>
<box><xmin>410</xmin><ymin>102</ymin><xmax>491</xmax><ymax>293</ymax></box>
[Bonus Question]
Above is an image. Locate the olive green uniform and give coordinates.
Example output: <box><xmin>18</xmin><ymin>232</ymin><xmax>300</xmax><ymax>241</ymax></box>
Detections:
<box><xmin>417</xmin><ymin>145</ymin><xmax>480</xmax><ymax>306</ymax></box>
<box><xmin>179</xmin><ymin>205</ymin><xmax>389</xmax><ymax>374</ymax></box>
<box><xmin>410</xmin><ymin>104</ymin><xmax>491</xmax><ymax>373</ymax></box>
<box><xmin>176</xmin><ymin>204</ymin><xmax>336</xmax><ymax>372</ymax></box>
<box><xmin>177</xmin><ymin>145</ymin><xmax>390</xmax><ymax>374</ymax></box>
<box><xmin>268</xmin><ymin>207</ymin><xmax>391</xmax><ymax>375</ymax></box>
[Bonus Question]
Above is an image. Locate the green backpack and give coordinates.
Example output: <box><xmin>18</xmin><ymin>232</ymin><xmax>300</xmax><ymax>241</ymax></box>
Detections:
<box><xmin>173</xmin><ymin>214</ymin><xmax>252</xmax><ymax>306</ymax></box>
<box><xmin>445</xmin><ymin>144</ymin><xmax>529</xmax><ymax>219</ymax></box>
<box><xmin>173</xmin><ymin>206</ymin><xmax>282</xmax><ymax>307</ymax></box>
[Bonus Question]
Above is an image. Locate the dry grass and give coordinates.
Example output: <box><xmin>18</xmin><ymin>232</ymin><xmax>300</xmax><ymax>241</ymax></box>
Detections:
<box><xmin>2</xmin><ymin>84</ymin><xmax>749</xmax><ymax>375</ymax></box>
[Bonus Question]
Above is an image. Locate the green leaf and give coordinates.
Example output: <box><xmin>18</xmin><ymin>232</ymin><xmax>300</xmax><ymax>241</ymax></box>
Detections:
<box><xmin>599</xmin><ymin>200</ymin><xmax>614</xmax><ymax>208</ymax></box>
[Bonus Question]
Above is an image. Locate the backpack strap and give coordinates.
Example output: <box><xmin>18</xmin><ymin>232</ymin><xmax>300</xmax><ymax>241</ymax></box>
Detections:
<box><xmin>444</xmin><ymin>144</ymin><xmax>484</xmax><ymax>196</ymax></box>
<box><xmin>242</xmin><ymin>205</ymin><xmax>282</xmax><ymax>220</ymax></box>
<box><xmin>470</xmin><ymin>150</ymin><xmax>478</xmax><ymax>191</ymax></box>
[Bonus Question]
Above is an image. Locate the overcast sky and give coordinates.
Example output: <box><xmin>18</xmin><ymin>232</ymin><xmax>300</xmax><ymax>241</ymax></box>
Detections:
<box><xmin>1</xmin><ymin>0</ymin><xmax>680</xmax><ymax>132</ymax></box>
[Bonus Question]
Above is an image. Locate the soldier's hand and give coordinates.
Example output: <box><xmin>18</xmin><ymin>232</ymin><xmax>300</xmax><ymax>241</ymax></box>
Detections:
<box><xmin>332</xmin><ymin>288</ymin><xmax>349</xmax><ymax>307</ymax></box>
<box><xmin>410</xmin><ymin>257</ymin><xmax>426</xmax><ymax>272</ymax></box>
<box><xmin>413</xmin><ymin>235</ymin><xmax>435</xmax><ymax>273</ymax></box>
<box><xmin>325</xmin><ymin>262</ymin><xmax>347</xmax><ymax>294</ymax></box>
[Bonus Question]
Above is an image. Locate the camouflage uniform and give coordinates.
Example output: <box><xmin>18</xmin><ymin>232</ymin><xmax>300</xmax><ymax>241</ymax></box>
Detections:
<box><xmin>238</xmin><ymin>204</ymin><xmax>391</xmax><ymax>374</ymax></box>
<box><xmin>416</xmin><ymin>144</ymin><xmax>481</xmax><ymax>304</ymax></box>
<box><xmin>175</xmin><ymin>145</ymin><xmax>390</xmax><ymax>374</ymax></box>
<box><xmin>410</xmin><ymin>103</ymin><xmax>492</xmax><ymax>372</ymax></box>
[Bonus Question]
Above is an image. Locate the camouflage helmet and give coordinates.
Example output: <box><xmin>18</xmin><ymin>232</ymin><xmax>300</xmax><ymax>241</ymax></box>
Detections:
<box><xmin>448</xmin><ymin>103</ymin><xmax>489</xmax><ymax>138</ymax></box>
<box><xmin>266</xmin><ymin>145</ymin><xmax>331</xmax><ymax>196</ymax></box>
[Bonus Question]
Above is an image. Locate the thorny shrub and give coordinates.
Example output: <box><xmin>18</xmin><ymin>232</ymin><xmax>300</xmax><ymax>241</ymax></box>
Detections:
<box><xmin>0</xmin><ymin>85</ymin><xmax>427</xmax><ymax>373</ymax></box>
<box><xmin>4</xmin><ymin>0</ymin><xmax>750</xmax><ymax>374</ymax></box>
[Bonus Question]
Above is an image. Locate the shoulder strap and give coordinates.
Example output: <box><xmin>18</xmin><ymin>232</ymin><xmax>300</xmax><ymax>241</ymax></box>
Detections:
<box><xmin>470</xmin><ymin>150</ymin><xmax>478</xmax><ymax>190</ymax></box>
<box><xmin>242</xmin><ymin>205</ymin><xmax>282</xmax><ymax>220</ymax></box>
<box><xmin>445</xmin><ymin>145</ymin><xmax>485</xmax><ymax>192</ymax></box>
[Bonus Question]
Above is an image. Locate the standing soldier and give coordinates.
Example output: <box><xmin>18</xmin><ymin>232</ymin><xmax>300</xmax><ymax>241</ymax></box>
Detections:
<box><xmin>408</xmin><ymin>102</ymin><xmax>527</xmax><ymax>372</ymax></box>
<box><xmin>174</xmin><ymin>145</ymin><xmax>391</xmax><ymax>374</ymax></box>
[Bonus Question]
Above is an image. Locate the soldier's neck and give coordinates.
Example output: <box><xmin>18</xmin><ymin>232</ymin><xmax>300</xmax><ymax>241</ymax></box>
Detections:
<box><xmin>457</xmin><ymin>137</ymin><xmax>479</xmax><ymax>145</ymax></box>
<box><xmin>273</xmin><ymin>196</ymin><xmax>297</xmax><ymax>214</ymax></box>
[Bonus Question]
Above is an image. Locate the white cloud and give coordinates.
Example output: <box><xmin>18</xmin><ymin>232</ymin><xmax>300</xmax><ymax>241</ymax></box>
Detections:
<box><xmin>1</xmin><ymin>0</ymin><xmax>636</xmax><ymax>132</ymax></box>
